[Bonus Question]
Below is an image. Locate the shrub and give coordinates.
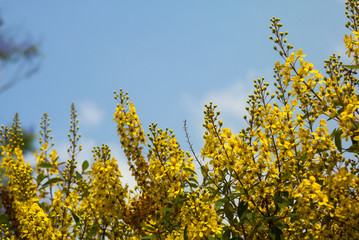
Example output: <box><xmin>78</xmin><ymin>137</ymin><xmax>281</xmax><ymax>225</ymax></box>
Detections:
<box><xmin>1</xmin><ymin>1</ymin><xmax>359</xmax><ymax>239</ymax></box>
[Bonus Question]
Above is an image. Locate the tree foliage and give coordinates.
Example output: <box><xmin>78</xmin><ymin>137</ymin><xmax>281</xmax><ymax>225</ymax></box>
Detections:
<box><xmin>0</xmin><ymin>9</ymin><xmax>39</xmax><ymax>94</ymax></box>
<box><xmin>1</xmin><ymin>1</ymin><xmax>359</xmax><ymax>239</ymax></box>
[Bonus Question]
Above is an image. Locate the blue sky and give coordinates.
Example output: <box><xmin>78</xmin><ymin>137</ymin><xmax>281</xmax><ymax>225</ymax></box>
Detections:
<box><xmin>0</xmin><ymin>1</ymin><xmax>349</xmax><ymax>187</ymax></box>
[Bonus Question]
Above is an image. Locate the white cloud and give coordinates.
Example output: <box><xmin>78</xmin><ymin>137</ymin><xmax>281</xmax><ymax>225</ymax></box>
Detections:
<box><xmin>182</xmin><ymin>70</ymin><xmax>269</xmax><ymax>138</ymax></box>
<box><xmin>78</xmin><ymin>101</ymin><xmax>104</xmax><ymax>126</ymax></box>
<box><xmin>202</xmin><ymin>81</ymin><xmax>249</xmax><ymax>119</ymax></box>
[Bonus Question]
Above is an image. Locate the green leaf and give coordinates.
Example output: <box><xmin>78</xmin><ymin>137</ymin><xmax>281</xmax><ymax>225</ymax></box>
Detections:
<box><xmin>82</xmin><ymin>160</ymin><xmax>89</xmax><ymax>171</ymax></box>
<box><xmin>330</xmin><ymin>128</ymin><xmax>337</xmax><ymax>138</ymax></box>
<box><xmin>270</xmin><ymin>226</ymin><xmax>284</xmax><ymax>240</ymax></box>
<box><xmin>200</xmin><ymin>165</ymin><xmax>209</xmax><ymax>178</ymax></box>
<box><xmin>230</xmin><ymin>238</ymin><xmax>244</xmax><ymax>240</ymax></box>
<box><xmin>282</xmin><ymin>191</ymin><xmax>289</xmax><ymax>198</ymax></box>
<box><xmin>222</xmin><ymin>229</ymin><xmax>231</xmax><ymax>240</ymax></box>
<box><xmin>342</xmin><ymin>64</ymin><xmax>359</xmax><ymax>69</ymax></box>
<box><xmin>224</xmin><ymin>202</ymin><xmax>234</xmax><ymax>222</ymax></box>
<box><xmin>334</xmin><ymin>129</ymin><xmax>343</xmax><ymax>152</ymax></box>
<box><xmin>42</xmin><ymin>177</ymin><xmax>63</xmax><ymax>188</ymax></box>
<box><xmin>337</xmin><ymin>107</ymin><xmax>344</xmax><ymax>115</ymax></box>
<box><xmin>294</xmin><ymin>153</ymin><xmax>307</xmax><ymax>160</ymax></box>
<box><xmin>160</xmin><ymin>207</ymin><xmax>173</xmax><ymax>212</ymax></box>
<box><xmin>208</xmin><ymin>186</ymin><xmax>220</xmax><ymax>198</ymax></box>
<box><xmin>346</xmin><ymin>143</ymin><xmax>359</xmax><ymax>153</ymax></box>
<box><xmin>237</xmin><ymin>201</ymin><xmax>249</xmax><ymax>220</ymax></box>
<box><xmin>183</xmin><ymin>167</ymin><xmax>196</xmax><ymax>175</ymax></box>
<box><xmin>250</xmin><ymin>222</ymin><xmax>264</xmax><ymax>239</ymax></box>
<box><xmin>0</xmin><ymin>214</ymin><xmax>9</xmax><ymax>224</ymax></box>
<box><xmin>141</xmin><ymin>236</ymin><xmax>156</xmax><ymax>239</ymax></box>
<box><xmin>141</xmin><ymin>224</ymin><xmax>156</xmax><ymax>232</ymax></box>
<box><xmin>228</xmin><ymin>193</ymin><xmax>241</xmax><ymax>201</ymax></box>
<box><xmin>245</xmin><ymin>212</ymin><xmax>253</xmax><ymax>223</ymax></box>
<box><xmin>257</xmin><ymin>226</ymin><xmax>267</xmax><ymax>231</ymax></box>
<box><xmin>184</xmin><ymin>225</ymin><xmax>188</xmax><ymax>240</ymax></box>
<box><xmin>302</xmin><ymin>112</ymin><xmax>314</xmax><ymax>120</ymax></box>
<box><xmin>223</xmin><ymin>181</ymin><xmax>231</xmax><ymax>193</ymax></box>
<box><xmin>76</xmin><ymin>172</ymin><xmax>82</xmax><ymax>180</ymax></box>
<box><xmin>187</xmin><ymin>177</ymin><xmax>198</xmax><ymax>184</ymax></box>
<box><xmin>38</xmin><ymin>162</ymin><xmax>53</xmax><ymax>168</ymax></box>
<box><xmin>36</xmin><ymin>173</ymin><xmax>46</xmax><ymax>184</ymax></box>
<box><xmin>88</xmin><ymin>225</ymin><xmax>99</xmax><ymax>236</ymax></box>
<box><xmin>276</xmin><ymin>222</ymin><xmax>289</xmax><ymax>229</ymax></box>
<box><xmin>265</xmin><ymin>216</ymin><xmax>281</xmax><ymax>222</ymax></box>
<box><xmin>277</xmin><ymin>202</ymin><xmax>289</xmax><ymax>209</ymax></box>
<box><xmin>274</xmin><ymin>191</ymin><xmax>290</xmax><ymax>209</ymax></box>
<box><xmin>289</xmin><ymin>213</ymin><xmax>300</xmax><ymax>223</ymax></box>
<box><xmin>215</xmin><ymin>199</ymin><xmax>225</xmax><ymax>210</ymax></box>
<box><xmin>71</xmin><ymin>210</ymin><xmax>79</xmax><ymax>224</ymax></box>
